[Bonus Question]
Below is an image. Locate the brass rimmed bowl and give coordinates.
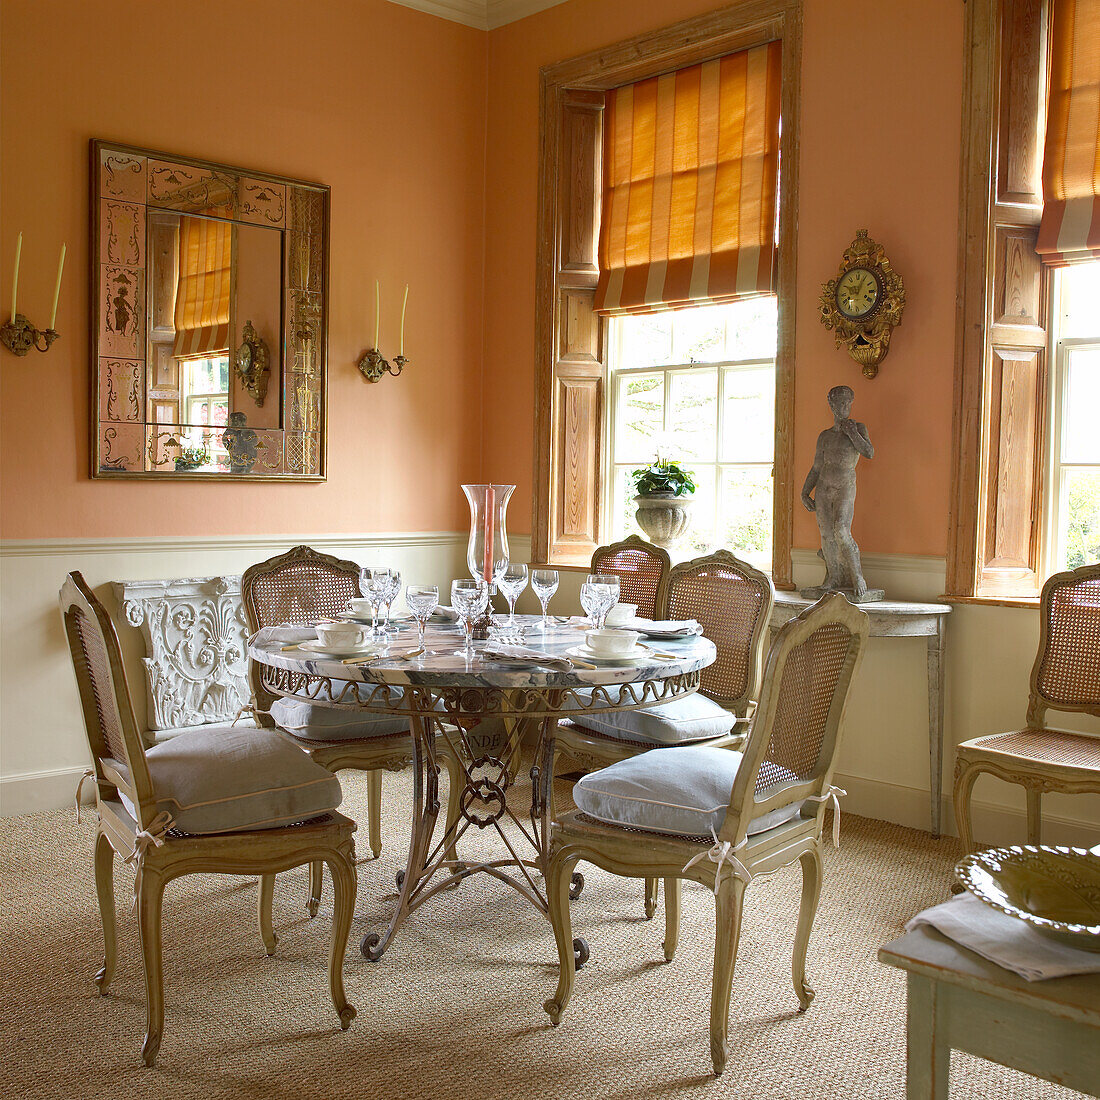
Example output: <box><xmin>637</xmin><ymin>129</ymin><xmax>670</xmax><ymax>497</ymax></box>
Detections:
<box><xmin>955</xmin><ymin>845</ymin><xmax>1100</xmax><ymax>952</ymax></box>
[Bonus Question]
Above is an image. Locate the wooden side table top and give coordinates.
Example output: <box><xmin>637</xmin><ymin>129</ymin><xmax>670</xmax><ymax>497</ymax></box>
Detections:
<box><xmin>772</xmin><ymin>591</ymin><xmax>951</xmax><ymax>637</ymax></box>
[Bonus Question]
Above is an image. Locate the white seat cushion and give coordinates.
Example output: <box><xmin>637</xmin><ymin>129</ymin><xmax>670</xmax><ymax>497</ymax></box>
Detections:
<box><xmin>572</xmin><ymin>745</ymin><xmax>804</xmax><ymax>838</ymax></box>
<box><xmin>121</xmin><ymin>726</ymin><xmax>342</xmax><ymax>835</ymax></box>
<box><xmin>271</xmin><ymin>679</ymin><xmax>409</xmax><ymax>741</ymax></box>
<box><xmin>569</xmin><ymin>692</ymin><xmax>737</xmax><ymax>746</ymax></box>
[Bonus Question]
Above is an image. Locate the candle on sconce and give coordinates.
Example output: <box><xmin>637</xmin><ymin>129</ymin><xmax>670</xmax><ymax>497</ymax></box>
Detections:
<box><xmin>399</xmin><ymin>283</ymin><xmax>409</xmax><ymax>356</ymax></box>
<box><xmin>11</xmin><ymin>231</ymin><xmax>22</xmax><ymax>323</ymax></box>
<box><xmin>49</xmin><ymin>243</ymin><xmax>66</xmax><ymax>330</ymax></box>
<box><xmin>374</xmin><ymin>279</ymin><xmax>380</xmax><ymax>350</ymax></box>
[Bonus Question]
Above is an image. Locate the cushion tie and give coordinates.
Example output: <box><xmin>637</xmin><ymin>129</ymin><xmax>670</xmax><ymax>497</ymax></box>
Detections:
<box><xmin>124</xmin><ymin>810</ymin><xmax>175</xmax><ymax>867</ymax></box>
<box><xmin>682</xmin><ymin>829</ymin><xmax>752</xmax><ymax>893</ymax></box>
<box><xmin>74</xmin><ymin>768</ymin><xmax>95</xmax><ymax>823</ymax></box>
<box><xmin>804</xmin><ymin>785</ymin><xmax>846</xmax><ymax>847</ymax></box>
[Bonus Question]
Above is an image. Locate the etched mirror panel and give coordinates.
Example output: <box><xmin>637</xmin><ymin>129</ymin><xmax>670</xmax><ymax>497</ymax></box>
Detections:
<box><xmin>92</xmin><ymin>140</ymin><xmax>327</xmax><ymax>480</ymax></box>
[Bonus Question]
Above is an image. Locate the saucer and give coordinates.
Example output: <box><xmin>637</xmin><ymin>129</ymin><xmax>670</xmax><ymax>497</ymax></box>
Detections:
<box><xmin>298</xmin><ymin>639</ymin><xmax>381</xmax><ymax>658</ymax></box>
<box><xmin>565</xmin><ymin>643</ymin><xmax>654</xmax><ymax>665</ymax></box>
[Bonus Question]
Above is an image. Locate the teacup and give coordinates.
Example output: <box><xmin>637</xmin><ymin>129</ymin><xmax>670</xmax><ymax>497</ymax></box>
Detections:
<box><xmin>346</xmin><ymin>597</ymin><xmax>374</xmax><ymax>617</ymax></box>
<box><xmin>585</xmin><ymin>628</ymin><xmax>641</xmax><ymax>657</ymax></box>
<box><xmin>604</xmin><ymin>602</ymin><xmax>638</xmax><ymax>627</ymax></box>
<box><xmin>316</xmin><ymin>621</ymin><xmax>367</xmax><ymax>649</ymax></box>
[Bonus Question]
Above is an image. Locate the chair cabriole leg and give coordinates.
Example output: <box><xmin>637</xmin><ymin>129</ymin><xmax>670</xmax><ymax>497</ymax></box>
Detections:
<box><xmin>93</xmin><ymin>830</ymin><xmax>117</xmax><ymax>994</ymax></box>
<box><xmin>136</xmin><ymin>867</ymin><xmax>165</xmax><ymax>1067</ymax></box>
<box><xmin>644</xmin><ymin>876</ymin><xmax>659</xmax><ymax>920</ymax></box>
<box><xmin>307</xmin><ymin>861</ymin><xmax>323</xmax><ymax>917</ymax></box>
<box><xmin>544</xmin><ymin>850</ymin><xmax>580</xmax><ymax>1025</ymax></box>
<box><xmin>1026</xmin><ymin>788</ymin><xmax>1042</xmax><ymax>845</ymax></box>
<box><xmin>258</xmin><ymin>874</ymin><xmax>277</xmax><ymax>955</ymax></box>
<box><xmin>367</xmin><ymin>770</ymin><xmax>384</xmax><ymax>859</ymax></box>
<box><xmin>709</xmin><ymin>874</ymin><xmax>746</xmax><ymax>1076</ymax></box>
<box><xmin>326</xmin><ymin>851</ymin><xmax>357</xmax><ymax>1030</ymax></box>
<box><xmin>792</xmin><ymin>845</ymin><xmax>821</xmax><ymax>1010</ymax></box>
<box><xmin>952</xmin><ymin>761</ymin><xmax>980</xmax><ymax>857</ymax></box>
<box><xmin>662</xmin><ymin>877</ymin><xmax>681</xmax><ymax>962</ymax></box>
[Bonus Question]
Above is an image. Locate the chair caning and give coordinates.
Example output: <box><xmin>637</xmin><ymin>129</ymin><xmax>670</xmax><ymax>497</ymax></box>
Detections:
<box><xmin>1035</xmin><ymin>571</ymin><xmax>1100</xmax><ymax>710</ymax></box>
<box><xmin>72</xmin><ymin>606</ymin><xmax>130</xmax><ymax>766</ymax></box>
<box><xmin>247</xmin><ymin>558</ymin><xmax>359</xmax><ymax>627</ymax></box>
<box><xmin>665</xmin><ymin>559</ymin><xmax>769</xmax><ymax>709</ymax></box>
<box><xmin>754</xmin><ymin>622</ymin><xmax>854</xmax><ymax>799</ymax></box>
<box><xmin>969</xmin><ymin>728</ymin><xmax>1100</xmax><ymax>768</ymax></box>
<box><xmin>591</xmin><ymin>539</ymin><xmax>668</xmax><ymax>620</ymax></box>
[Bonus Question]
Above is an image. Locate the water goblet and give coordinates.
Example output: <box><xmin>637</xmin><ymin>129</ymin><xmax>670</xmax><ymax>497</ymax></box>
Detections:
<box><xmin>498</xmin><ymin>563</ymin><xmax>528</xmax><ymax>627</ymax></box>
<box><xmin>382</xmin><ymin>569</ymin><xmax>402</xmax><ymax>633</ymax></box>
<box><xmin>405</xmin><ymin>584</ymin><xmax>439</xmax><ymax>650</ymax></box>
<box><xmin>451</xmin><ymin>578</ymin><xmax>489</xmax><ymax>659</ymax></box>
<box><xmin>580</xmin><ymin>582</ymin><xmax>599</xmax><ymax>628</ymax></box>
<box><xmin>365</xmin><ymin>569</ymin><xmax>392</xmax><ymax>637</ymax></box>
<box><xmin>587</xmin><ymin>573</ymin><xmax>620</xmax><ymax>629</ymax></box>
<box><xmin>531</xmin><ymin>568</ymin><xmax>559</xmax><ymax>630</ymax></box>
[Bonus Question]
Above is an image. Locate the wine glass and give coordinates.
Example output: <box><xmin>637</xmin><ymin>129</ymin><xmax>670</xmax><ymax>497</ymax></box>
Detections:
<box><xmin>498</xmin><ymin>563</ymin><xmax>528</xmax><ymax>627</ymax></box>
<box><xmin>531</xmin><ymin>568</ymin><xmax>559</xmax><ymax>630</ymax></box>
<box><xmin>580</xmin><ymin>581</ymin><xmax>599</xmax><ymax>628</ymax></box>
<box><xmin>451</xmin><ymin>578</ymin><xmax>488</xmax><ymax>659</ymax></box>
<box><xmin>405</xmin><ymin>584</ymin><xmax>439</xmax><ymax>650</ymax></box>
<box><xmin>364</xmin><ymin>569</ymin><xmax>392</xmax><ymax>637</ymax></box>
<box><xmin>586</xmin><ymin>573</ymin><xmax>620</xmax><ymax>629</ymax></box>
<box><xmin>382</xmin><ymin>569</ymin><xmax>402</xmax><ymax>633</ymax></box>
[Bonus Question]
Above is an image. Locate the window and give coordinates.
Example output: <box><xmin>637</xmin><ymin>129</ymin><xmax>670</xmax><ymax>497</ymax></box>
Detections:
<box><xmin>607</xmin><ymin>299</ymin><xmax>777</xmax><ymax>567</ymax></box>
<box><xmin>179</xmin><ymin>354</ymin><xmax>230</xmax><ymax>469</ymax></box>
<box><xmin>1048</xmin><ymin>262</ymin><xmax>1100</xmax><ymax>571</ymax></box>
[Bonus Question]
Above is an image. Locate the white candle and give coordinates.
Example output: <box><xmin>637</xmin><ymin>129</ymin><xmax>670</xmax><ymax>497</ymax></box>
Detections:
<box><xmin>11</xmin><ymin>231</ymin><xmax>22</xmax><ymax>323</ymax></box>
<box><xmin>400</xmin><ymin>283</ymin><xmax>408</xmax><ymax>356</ymax></box>
<box><xmin>49</xmin><ymin>243</ymin><xmax>66</xmax><ymax>330</ymax></box>
<box><xmin>374</xmin><ymin>279</ymin><xmax>380</xmax><ymax>350</ymax></box>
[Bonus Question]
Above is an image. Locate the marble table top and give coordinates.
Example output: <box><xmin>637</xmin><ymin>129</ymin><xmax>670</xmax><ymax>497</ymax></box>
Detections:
<box><xmin>249</xmin><ymin>615</ymin><xmax>716</xmax><ymax>691</ymax></box>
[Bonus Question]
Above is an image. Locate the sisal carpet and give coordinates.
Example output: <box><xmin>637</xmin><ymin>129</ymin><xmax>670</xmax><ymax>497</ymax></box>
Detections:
<box><xmin>0</xmin><ymin>769</ymin><xmax>1088</xmax><ymax>1100</ymax></box>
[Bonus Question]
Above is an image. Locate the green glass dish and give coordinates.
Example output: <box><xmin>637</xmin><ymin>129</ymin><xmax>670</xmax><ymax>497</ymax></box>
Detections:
<box><xmin>956</xmin><ymin>845</ymin><xmax>1100</xmax><ymax>952</ymax></box>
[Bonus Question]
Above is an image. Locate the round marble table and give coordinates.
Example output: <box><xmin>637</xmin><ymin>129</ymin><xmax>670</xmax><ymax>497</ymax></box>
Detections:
<box><xmin>249</xmin><ymin>616</ymin><xmax>716</xmax><ymax>964</ymax></box>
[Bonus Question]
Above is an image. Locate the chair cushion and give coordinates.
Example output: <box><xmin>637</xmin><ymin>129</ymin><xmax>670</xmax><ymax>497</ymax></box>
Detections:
<box><xmin>270</xmin><ymin>679</ymin><xmax>409</xmax><ymax>741</ymax></box>
<box><xmin>569</xmin><ymin>692</ymin><xmax>737</xmax><ymax>746</ymax></box>
<box><xmin>121</xmin><ymin>726</ymin><xmax>342</xmax><ymax>834</ymax></box>
<box><xmin>572</xmin><ymin>745</ymin><xmax>804</xmax><ymax>838</ymax></box>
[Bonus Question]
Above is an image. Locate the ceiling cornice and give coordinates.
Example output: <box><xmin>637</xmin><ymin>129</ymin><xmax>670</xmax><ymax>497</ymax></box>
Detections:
<box><xmin>385</xmin><ymin>0</ymin><xmax>569</xmax><ymax>31</ymax></box>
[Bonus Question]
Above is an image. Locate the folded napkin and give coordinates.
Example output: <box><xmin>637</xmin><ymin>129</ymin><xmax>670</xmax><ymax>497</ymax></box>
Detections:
<box><xmin>906</xmin><ymin>892</ymin><xmax>1100</xmax><ymax>981</ymax></box>
<box><xmin>431</xmin><ymin>606</ymin><xmax>460</xmax><ymax>623</ymax></box>
<box><xmin>249</xmin><ymin>624</ymin><xmax>319</xmax><ymax>646</ymax></box>
<box><xmin>481</xmin><ymin>645</ymin><xmax>573</xmax><ymax>670</ymax></box>
<box><xmin>620</xmin><ymin>618</ymin><xmax>702</xmax><ymax>635</ymax></box>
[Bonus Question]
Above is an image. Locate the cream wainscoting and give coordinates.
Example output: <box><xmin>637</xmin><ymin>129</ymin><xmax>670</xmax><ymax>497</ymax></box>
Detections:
<box><xmin>0</xmin><ymin>533</ymin><xmax>469</xmax><ymax>817</ymax></box>
<box><xmin>511</xmin><ymin>539</ymin><xmax>1100</xmax><ymax>848</ymax></box>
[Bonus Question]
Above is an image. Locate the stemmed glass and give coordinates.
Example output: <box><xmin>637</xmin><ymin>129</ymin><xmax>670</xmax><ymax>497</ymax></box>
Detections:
<box><xmin>405</xmin><ymin>585</ymin><xmax>439</xmax><ymax>650</ymax></box>
<box><xmin>362</xmin><ymin>568</ymin><xmax>392</xmax><ymax>637</ymax></box>
<box><xmin>586</xmin><ymin>573</ymin><xmax>620</xmax><ymax>628</ymax></box>
<box><xmin>451</xmin><ymin>578</ymin><xmax>489</xmax><ymax>659</ymax></box>
<box><xmin>498</xmin><ymin>563</ymin><xmax>528</xmax><ymax>627</ymax></box>
<box><xmin>382</xmin><ymin>569</ymin><xmax>402</xmax><ymax>633</ymax></box>
<box><xmin>531</xmin><ymin>568</ymin><xmax>559</xmax><ymax>630</ymax></box>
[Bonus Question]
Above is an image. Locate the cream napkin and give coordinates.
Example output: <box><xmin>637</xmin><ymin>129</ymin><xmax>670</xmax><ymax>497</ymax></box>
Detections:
<box><xmin>906</xmin><ymin>892</ymin><xmax>1100</xmax><ymax>981</ymax></box>
<box><xmin>481</xmin><ymin>645</ymin><xmax>573</xmax><ymax>670</ymax></box>
<box><xmin>622</xmin><ymin>618</ymin><xmax>702</xmax><ymax>635</ymax></box>
<box><xmin>431</xmin><ymin>606</ymin><xmax>460</xmax><ymax>623</ymax></box>
<box><xmin>249</xmin><ymin>624</ymin><xmax>318</xmax><ymax>647</ymax></box>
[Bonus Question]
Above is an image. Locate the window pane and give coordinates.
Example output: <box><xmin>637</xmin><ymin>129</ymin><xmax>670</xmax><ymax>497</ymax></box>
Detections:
<box><xmin>723</xmin><ymin>366</ymin><xmax>775</xmax><ymax>462</ymax></box>
<box><xmin>725</xmin><ymin>295</ymin><xmax>778</xmax><ymax>360</ymax></box>
<box><xmin>615</xmin><ymin>373</ymin><xmax>664</xmax><ymax>462</ymax></box>
<box><xmin>614</xmin><ymin>466</ymin><xmax>644</xmax><ymax>541</ymax></box>
<box><xmin>720</xmin><ymin>466</ymin><xmax>773</xmax><ymax>562</ymax></box>
<box><xmin>1062</xmin><ymin>469</ymin><xmax>1100</xmax><ymax>569</ymax></box>
<box><xmin>668</xmin><ymin>370</ymin><xmax>717</xmax><ymax>460</ymax></box>
<box><xmin>1059</xmin><ymin>263</ymin><xmax>1100</xmax><ymax>338</ymax></box>
<box><xmin>671</xmin><ymin>305</ymin><xmax>726</xmax><ymax>364</ymax></box>
<box><xmin>683</xmin><ymin>465</ymin><xmax>717</xmax><ymax>555</ymax></box>
<box><xmin>618</xmin><ymin>314</ymin><xmax>673</xmax><ymax>368</ymax></box>
<box><xmin>1063</xmin><ymin>347</ymin><xmax>1100</xmax><ymax>463</ymax></box>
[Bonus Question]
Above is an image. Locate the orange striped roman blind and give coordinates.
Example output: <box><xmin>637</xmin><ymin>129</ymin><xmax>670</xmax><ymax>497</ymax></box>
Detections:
<box><xmin>595</xmin><ymin>41</ymin><xmax>782</xmax><ymax>315</ymax></box>
<box><xmin>173</xmin><ymin>216</ymin><xmax>232</xmax><ymax>356</ymax></box>
<box><xmin>1037</xmin><ymin>0</ymin><xmax>1100</xmax><ymax>266</ymax></box>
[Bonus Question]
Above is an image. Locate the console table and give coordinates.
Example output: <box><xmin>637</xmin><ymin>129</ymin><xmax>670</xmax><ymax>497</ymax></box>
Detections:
<box><xmin>880</xmin><ymin>925</ymin><xmax>1100</xmax><ymax>1097</ymax></box>
<box><xmin>771</xmin><ymin>592</ymin><xmax>952</xmax><ymax>835</ymax></box>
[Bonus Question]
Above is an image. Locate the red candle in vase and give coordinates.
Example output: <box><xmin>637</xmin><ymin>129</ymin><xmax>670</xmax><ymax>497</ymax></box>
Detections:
<box><xmin>483</xmin><ymin>485</ymin><xmax>495</xmax><ymax>586</ymax></box>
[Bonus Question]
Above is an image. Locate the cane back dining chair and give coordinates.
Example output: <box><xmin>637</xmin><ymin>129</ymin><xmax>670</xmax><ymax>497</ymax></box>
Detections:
<box><xmin>556</xmin><ymin>550</ymin><xmax>775</xmax><ymax>916</ymax></box>
<box><xmin>954</xmin><ymin>562</ymin><xmax>1100</xmax><ymax>852</ymax></box>
<box><xmin>544</xmin><ymin>593</ymin><xmax>868</xmax><ymax>1076</ymax></box>
<box><xmin>589</xmin><ymin>535</ymin><xmax>671</xmax><ymax>620</ymax></box>
<box><xmin>61</xmin><ymin>572</ymin><xmax>356</xmax><ymax>1066</ymax></box>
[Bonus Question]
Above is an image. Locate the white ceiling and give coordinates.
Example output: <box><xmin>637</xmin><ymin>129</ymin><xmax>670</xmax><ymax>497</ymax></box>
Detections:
<box><xmin>387</xmin><ymin>0</ymin><xmax>570</xmax><ymax>31</ymax></box>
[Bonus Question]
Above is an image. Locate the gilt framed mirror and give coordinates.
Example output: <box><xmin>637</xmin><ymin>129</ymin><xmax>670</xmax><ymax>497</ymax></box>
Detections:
<box><xmin>91</xmin><ymin>139</ymin><xmax>328</xmax><ymax>480</ymax></box>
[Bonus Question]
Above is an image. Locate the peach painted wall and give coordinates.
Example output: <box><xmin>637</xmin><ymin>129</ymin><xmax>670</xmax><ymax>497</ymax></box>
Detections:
<box><xmin>483</xmin><ymin>0</ymin><xmax>963</xmax><ymax>558</ymax></box>
<box><xmin>0</xmin><ymin>0</ymin><xmax>488</xmax><ymax>538</ymax></box>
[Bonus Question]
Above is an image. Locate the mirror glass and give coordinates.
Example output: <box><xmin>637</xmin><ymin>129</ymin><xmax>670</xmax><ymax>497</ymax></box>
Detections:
<box><xmin>92</xmin><ymin>141</ymin><xmax>327</xmax><ymax>480</ymax></box>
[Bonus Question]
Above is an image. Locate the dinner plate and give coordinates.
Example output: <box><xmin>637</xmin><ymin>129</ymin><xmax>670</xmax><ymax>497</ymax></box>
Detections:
<box><xmin>564</xmin><ymin>643</ymin><xmax>655</xmax><ymax>665</ymax></box>
<box><xmin>338</xmin><ymin>611</ymin><xmax>414</xmax><ymax>626</ymax></box>
<box><xmin>297</xmin><ymin>639</ymin><xmax>383</xmax><ymax>659</ymax></box>
<box><xmin>624</xmin><ymin>620</ymin><xmax>704</xmax><ymax>640</ymax></box>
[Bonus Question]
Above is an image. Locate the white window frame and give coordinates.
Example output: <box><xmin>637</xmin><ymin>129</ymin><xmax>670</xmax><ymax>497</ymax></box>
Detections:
<box><xmin>603</xmin><ymin>315</ymin><xmax>776</xmax><ymax>568</ymax></box>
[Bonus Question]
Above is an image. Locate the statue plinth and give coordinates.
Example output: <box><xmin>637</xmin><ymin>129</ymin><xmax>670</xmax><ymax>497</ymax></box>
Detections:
<box><xmin>799</xmin><ymin>584</ymin><xmax>885</xmax><ymax>605</ymax></box>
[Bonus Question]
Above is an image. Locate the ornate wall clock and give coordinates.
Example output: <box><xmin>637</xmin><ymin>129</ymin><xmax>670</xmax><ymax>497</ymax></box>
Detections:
<box><xmin>819</xmin><ymin>229</ymin><xmax>905</xmax><ymax>378</ymax></box>
<box><xmin>235</xmin><ymin>319</ymin><xmax>270</xmax><ymax>406</ymax></box>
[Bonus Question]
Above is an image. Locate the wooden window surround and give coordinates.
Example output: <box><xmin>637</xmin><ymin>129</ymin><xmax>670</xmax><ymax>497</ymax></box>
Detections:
<box><xmin>948</xmin><ymin>0</ymin><xmax>1052</xmax><ymax>605</ymax></box>
<box><xmin>532</xmin><ymin>0</ymin><xmax>802</xmax><ymax>589</ymax></box>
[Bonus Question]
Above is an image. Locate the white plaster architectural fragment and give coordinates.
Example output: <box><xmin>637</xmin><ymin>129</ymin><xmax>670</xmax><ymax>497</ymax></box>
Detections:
<box><xmin>113</xmin><ymin>576</ymin><xmax>250</xmax><ymax>731</ymax></box>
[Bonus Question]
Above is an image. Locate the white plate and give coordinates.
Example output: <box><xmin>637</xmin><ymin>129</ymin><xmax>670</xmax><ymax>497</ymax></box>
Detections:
<box><xmin>627</xmin><ymin>621</ymin><xmax>704</xmax><ymax>640</ymax></box>
<box><xmin>297</xmin><ymin>639</ymin><xmax>382</xmax><ymax>658</ymax></box>
<box><xmin>565</xmin><ymin>643</ymin><xmax>655</xmax><ymax>665</ymax></box>
<box><xmin>338</xmin><ymin>611</ymin><xmax>414</xmax><ymax>625</ymax></box>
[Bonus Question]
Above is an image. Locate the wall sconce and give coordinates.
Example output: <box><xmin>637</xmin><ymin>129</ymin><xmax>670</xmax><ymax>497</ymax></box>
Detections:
<box><xmin>357</xmin><ymin>279</ymin><xmax>408</xmax><ymax>382</ymax></box>
<box><xmin>1</xmin><ymin>233</ymin><xmax>65</xmax><ymax>356</ymax></box>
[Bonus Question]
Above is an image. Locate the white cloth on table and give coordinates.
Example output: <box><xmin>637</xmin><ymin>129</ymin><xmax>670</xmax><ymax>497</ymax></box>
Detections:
<box><xmin>431</xmin><ymin>606</ymin><xmax>460</xmax><ymax>622</ymax></box>
<box><xmin>481</xmin><ymin>645</ymin><xmax>573</xmax><ymax>670</ymax></box>
<box><xmin>905</xmin><ymin>892</ymin><xmax>1100</xmax><ymax>981</ymax></box>
<box><xmin>618</xmin><ymin>618</ymin><xmax>703</xmax><ymax>636</ymax></box>
<box><xmin>249</xmin><ymin>624</ymin><xmax>319</xmax><ymax>646</ymax></box>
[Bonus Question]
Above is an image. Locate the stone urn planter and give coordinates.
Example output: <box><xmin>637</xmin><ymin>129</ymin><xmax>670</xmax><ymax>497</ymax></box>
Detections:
<box><xmin>634</xmin><ymin>493</ymin><xmax>693</xmax><ymax>551</ymax></box>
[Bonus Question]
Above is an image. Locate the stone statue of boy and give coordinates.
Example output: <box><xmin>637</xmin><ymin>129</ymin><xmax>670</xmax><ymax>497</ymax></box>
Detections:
<box><xmin>800</xmin><ymin>385</ymin><xmax>884</xmax><ymax>603</ymax></box>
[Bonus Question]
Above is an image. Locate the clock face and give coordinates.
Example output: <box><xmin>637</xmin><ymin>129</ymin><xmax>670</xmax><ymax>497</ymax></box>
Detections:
<box><xmin>237</xmin><ymin>342</ymin><xmax>252</xmax><ymax>372</ymax></box>
<box><xmin>835</xmin><ymin>267</ymin><xmax>880</xmax><ymax>319</ymax></box>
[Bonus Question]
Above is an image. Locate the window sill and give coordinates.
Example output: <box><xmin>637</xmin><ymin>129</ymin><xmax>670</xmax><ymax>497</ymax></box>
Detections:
<box><xmin>943</xmin><ymin>594</ymin><xmax>1040</xmax><ymax>610</ymax></box>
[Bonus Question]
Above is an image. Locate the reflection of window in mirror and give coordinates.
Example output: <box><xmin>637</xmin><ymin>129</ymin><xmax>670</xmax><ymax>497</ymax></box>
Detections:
<box><xmin>178</xmin><ymin>355</ymin><xmax>230</xmax><ymax>470</ymax></box>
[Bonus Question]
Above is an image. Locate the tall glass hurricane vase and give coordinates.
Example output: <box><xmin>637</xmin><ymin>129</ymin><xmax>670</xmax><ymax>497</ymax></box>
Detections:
<box><xmin>463</xmin><ymin>483</ymin><xmax>515</xmax><ymax>586</ymax></box>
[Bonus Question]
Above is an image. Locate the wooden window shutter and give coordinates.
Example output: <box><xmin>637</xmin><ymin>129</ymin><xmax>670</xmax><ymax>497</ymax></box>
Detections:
<box><xmin>950</xmin><ymin>0</ymin><xmax>1051</xmax><ymax>598</ymax></box>
<box><xmin>536</xmin><ymin>88</ymin><xmax>605</xmax><ymax>565</ymax></box>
